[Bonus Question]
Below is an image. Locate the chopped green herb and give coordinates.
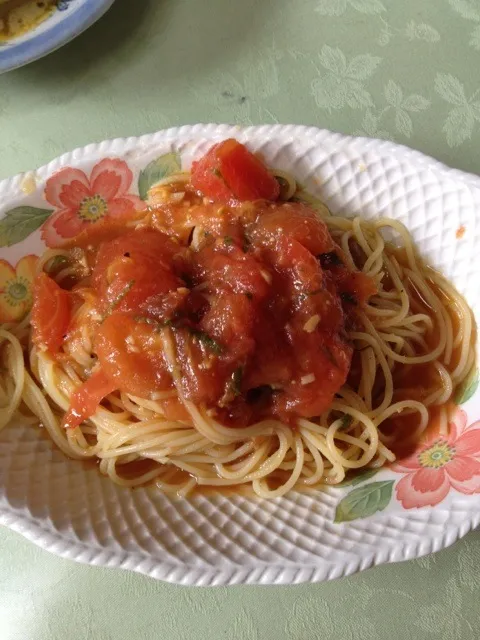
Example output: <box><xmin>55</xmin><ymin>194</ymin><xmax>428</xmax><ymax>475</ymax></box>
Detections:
<box><xmin>340</xmin><ymin>415</ymin><xmax>353</xmax><ymax>430</ymax></box>
<box><xmin>46</xmin><ymin>255</ymin><xmax>69</xmax><ymax>274</ymax></box>
<box><xmin>299</xmin><ymin>287</ymin><xmax>322</xmax><ymax>301</ymax></box>
<box><xmin>232</xmin><ymin>367</ymin><xmax>243</xmax><ymax>396</ymax></box>
<box><xmin>323</xmin><ymin>345</ymin><xmax>338</xmax><ymax>366</ymax></box>
<box><xmin>134</xmin><ymin>316</ymin><xmax>172</xmax><ymax>332</ymax></box>
<box><xmin>212</xmin><ymin>167</ymin><xmax>222</xmax><ymax>178</ymax></box>
<box><xmin>242</xmin><ymin>234</ymin><xmax>252</xmax><ymax>253</ymax></box>
<box><xmin>103</xmin><ymin>280</ymin><xmax>135</xmax><ymax>320</ymax></box>
<box><xmin>245</xmin><ymin>292</ymin><xmax>253</xmax><ymax>300</ymax></box>
<box><xmin>340</xmin><ymin>292</ymin><xmax>357</xmax><ymax>306</ymax></box>
<box><xmin>274</xmin><ymin>175</ymin><xmax>291</xmax><ymax>200</ymax></box>
<box><xmin>224</xmin><ymin>235</ymin><xmax>234</xmax><ymax>246</ymax></box>
<box><xmin>190</xmin><ymin>329</ymin><xmax>223</xmax><ymax>355</ymax></box>
<box><xmin>203</xmin><ymin>230</ymin><xmax>211</xmax><ymax>238</ymax></box>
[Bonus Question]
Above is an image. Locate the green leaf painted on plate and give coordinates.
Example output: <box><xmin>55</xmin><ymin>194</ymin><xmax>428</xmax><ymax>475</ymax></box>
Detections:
<box><xmin>454</xmin><ymin>368</ymin><xmax>479</xmax><ymax>405</ymax></box>
<box><xmin>336</xmin><ymin>468</ymin><xmax>379</xmax><ymax>488</ymax></box>
<box><xmin>138</xmin><ymin>152</ymin><xmax>182</xmax><ymax>200</ymax></box>
<box><xmin>0</xmin><ymin>206</ymin><xmax>53</xmax><ymax>247</ymax></box>
<box><xmin>334</xmin><ymin>480</ymin><xmax>394</xmax><ymax>523</ymax></box>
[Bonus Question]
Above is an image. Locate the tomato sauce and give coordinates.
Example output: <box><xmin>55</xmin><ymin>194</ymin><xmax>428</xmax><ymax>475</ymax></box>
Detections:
<box><xmin>31</xmin><ymin>142</ymin><xmax>376</xmax><ymax>429</ymax></box>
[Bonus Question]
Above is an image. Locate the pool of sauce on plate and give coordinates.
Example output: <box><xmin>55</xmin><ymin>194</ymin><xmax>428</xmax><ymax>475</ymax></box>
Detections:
<box><xmin>370</xmin><ymin>246</ymin><xmax>476</xmax><ymax>460</ymax></box>
<box><xmin>25</xmin><ymin>241</ymin><xmax>477</xmax><ymax>497</ymax></box>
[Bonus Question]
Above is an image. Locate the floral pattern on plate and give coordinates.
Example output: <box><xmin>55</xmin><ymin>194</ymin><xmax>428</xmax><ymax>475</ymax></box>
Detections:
<box><xmin>41</xmin><ymin>159</ymin><xmax>144</xmax><ymax>248</ymax></box>
<box><xmin>0</xmin><ymin>255</ymin><xmax>37</xmax><ymax>322</ymax></box>
<box><xmin>393</xmin><ymin>410</ymin><xmax>480</xmax><ymax>509</ymax></box>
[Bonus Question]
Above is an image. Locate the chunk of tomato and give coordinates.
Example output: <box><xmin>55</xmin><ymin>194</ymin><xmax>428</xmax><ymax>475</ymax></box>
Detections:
<box><xmin>62</xmin><ymin>368</ymin><xmax>117</xmax><ymax>430</ymax></box>
<box><xmin>92</xmin><ymin>229</ymin><xmax>182</xmax><ymax>315</ymax></box>
<box><xmin>192</xmin><ymin>244</ymin><xmax>270</xmax><ymax>300</ymax></box>
<box><xmin>273</xmin><ymin>334</ymin><xmax>352</xmax><ymax>420</ymax></box>
<box><xmin>95</xmin><ymin>314</ymin><xmax>173</xmax><ymax>397</ymax></box>
<box><xmin>31</xmin><ymin>273</ymin><xmax>72</xmax><ymax>353</ymax></box>
<box><xmin>253</xmin><ymin>202</ymin><xmax>334</xmax><ymax>256</ymax></box>
<box><xmin>191</xmin><ymin>139</ymin><xmax>280</xmax><ymax>203</ymax></box>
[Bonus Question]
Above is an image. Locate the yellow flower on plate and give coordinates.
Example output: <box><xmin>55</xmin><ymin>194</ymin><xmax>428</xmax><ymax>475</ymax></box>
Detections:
<box><xmin>0</xmin><ymin>255</ymin><xmax>38</xmax><ymax>323</ymax></box>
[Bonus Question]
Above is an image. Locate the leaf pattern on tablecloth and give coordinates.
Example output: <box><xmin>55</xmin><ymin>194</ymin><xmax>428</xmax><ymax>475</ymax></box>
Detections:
<box><xmin>413</xmin><ymin>578</ymin><xmax>475</xmax><ymax>640</ymax></box>
<box><xmin>435</xmin><ymin>73</ymin><xmax>480</xmax><ymax>146</ymax></box>
<box><xmin>383</xmin><ymin>80</ymin><xmax>431</xmax><ymax>137</ymax></box>
<box><xmin>311</xmin><ymin>45</ymin><xmax>382</xmax><ymax>111</ymax></box>
<box><xmin>378</xmin><ymin>19</ymin><xmax>442</xmax><ymax>46</ymax></box>
<box><xmin>456</xmin><ymin>537</ymin><xmax>480</xmax><ymax>591</ymax></box>
<box><xmin>354</xmin><ymin>80</ymin><xmax>430</xmax><ymax>139</ymax></box>
<box><xmin>316</xmin><ymin>0</ymin><xmax>386</xmax><ymax>15</ymax></box>
<box><xmin>447</xmin><ymin>0</ymin><xmax>480</xmax><ymax>49</ymax></box>
<box><xmin>285</xmin><ymin>590</ymin><xmax>383</xmax><ymax>640</ymax></box>
<box><xmin>191</xmin><ymin>43</ymin><xmax>283</xmax><ymax>125</ymax></box>
<box><xmin>232</xmin><ymin>609</ymin><xmax>260</xmax><ymax>640</ymax></box>
<box><xmin>405</xmin><ymin>21</ymin><xmax>441</xmax><ymax>42</ymax></box>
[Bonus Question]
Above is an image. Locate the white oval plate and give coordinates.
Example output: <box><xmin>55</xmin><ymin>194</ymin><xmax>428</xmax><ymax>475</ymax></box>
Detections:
<box><xmin>0</xmin><ymin>124</ymin><xmax>479</xmax><ymax>586</ymax></box>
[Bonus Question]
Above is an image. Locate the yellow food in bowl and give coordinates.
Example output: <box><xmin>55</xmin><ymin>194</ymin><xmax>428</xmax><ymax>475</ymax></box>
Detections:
<box><xmin>0</xmin><ymin>0</ymin><xmax>56</xmax><ymax>41</ymax></box>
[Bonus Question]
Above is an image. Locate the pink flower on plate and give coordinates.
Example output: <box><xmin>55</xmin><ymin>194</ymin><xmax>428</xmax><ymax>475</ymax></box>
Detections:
<box><xmin>41</xmin><ymin>159</ymin><xmax>144</xmax><ymax>247</ymax></box>
<box><xmin>392</xmin><ymin>410</ymin><xmax>480</xmax><ymax>509</ymax></box>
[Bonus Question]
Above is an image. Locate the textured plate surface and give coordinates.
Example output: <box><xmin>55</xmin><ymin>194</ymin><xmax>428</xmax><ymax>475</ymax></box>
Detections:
<box><xmin>0</xmin><ymin>124</ymin><xmax>479</xmax><ymax>586</ymax></box>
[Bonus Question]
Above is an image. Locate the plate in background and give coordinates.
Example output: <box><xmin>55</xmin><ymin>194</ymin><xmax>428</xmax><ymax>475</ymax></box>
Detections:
<box><xmin>0</xmin><ymin>0</ymin><xmax>115</xmax><ymax>74</ymax></box>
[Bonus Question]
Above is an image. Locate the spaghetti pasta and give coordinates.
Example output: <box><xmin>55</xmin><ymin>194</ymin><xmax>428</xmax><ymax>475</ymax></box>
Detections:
<box><xmin>0</xmin><ymin>141</ymin><xmax>475</xmax><ymax>498</ymax></box>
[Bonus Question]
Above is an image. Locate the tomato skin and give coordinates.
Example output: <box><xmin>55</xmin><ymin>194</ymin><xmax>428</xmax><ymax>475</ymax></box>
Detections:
<box><xmin>193</xmin><ymin>244</ymin><xmax>270</xmax><ymax>300</ymax></box>
<box><xmin>92</xmin><ymin>229</ymin><xmax>182</xmax><ymax>315</ymax></box>
<box><xmin>200</xmin><ymin>292</ymin><xmax>256</xmax><ymax>363</ymax></box>
<box><xmin>95</xmin><ymin>314</ymin><xmax>172</xmax><ymax>397</ymax></box>
<box><xmin>62</xmin><ymin>368</ymin><xmax>117</xmax><ymax>430</ymax></box>
<box><xmin>31</xmin><ymin>273</ymin><xmax>72</xmax><ymax>353</ymax></box>
<box><xmin>329</xmin><ymin>268</ymin><xmax>377</xmax><ymax>308</ymax></box>
<box><xmin>161</xmin><ymin>397</ymin><xmax>190</xmax><ymax>422</ymax></box>
<box><xmin>191</xmin><ymin>139</ymin><xmax>280</xmax><ymax>203</ymax></box>
<box><xmin>60</xmin><ymin>219</ymin><xmax>140</xmax><ymax>251</ymax></box>
<box><xmin>273</xmin><ymin>334</ymin><xmax>352</xmax><ymax>420</ymax></box>
<box><xmin>191</xmin><ymin>145</ymin><xmax>234</xmax><ymax>203</ymax></box>
<box><xmin>253</xmin><ymin>202</ymin><xmax>334</xmax><ymax>255</ymax></box>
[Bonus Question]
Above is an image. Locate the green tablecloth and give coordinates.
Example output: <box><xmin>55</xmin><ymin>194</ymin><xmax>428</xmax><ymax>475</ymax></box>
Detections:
<box><xmin>1</xmin><ymin>1</ymin><xmax>479</xmax><ymax>638</ymax></box>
